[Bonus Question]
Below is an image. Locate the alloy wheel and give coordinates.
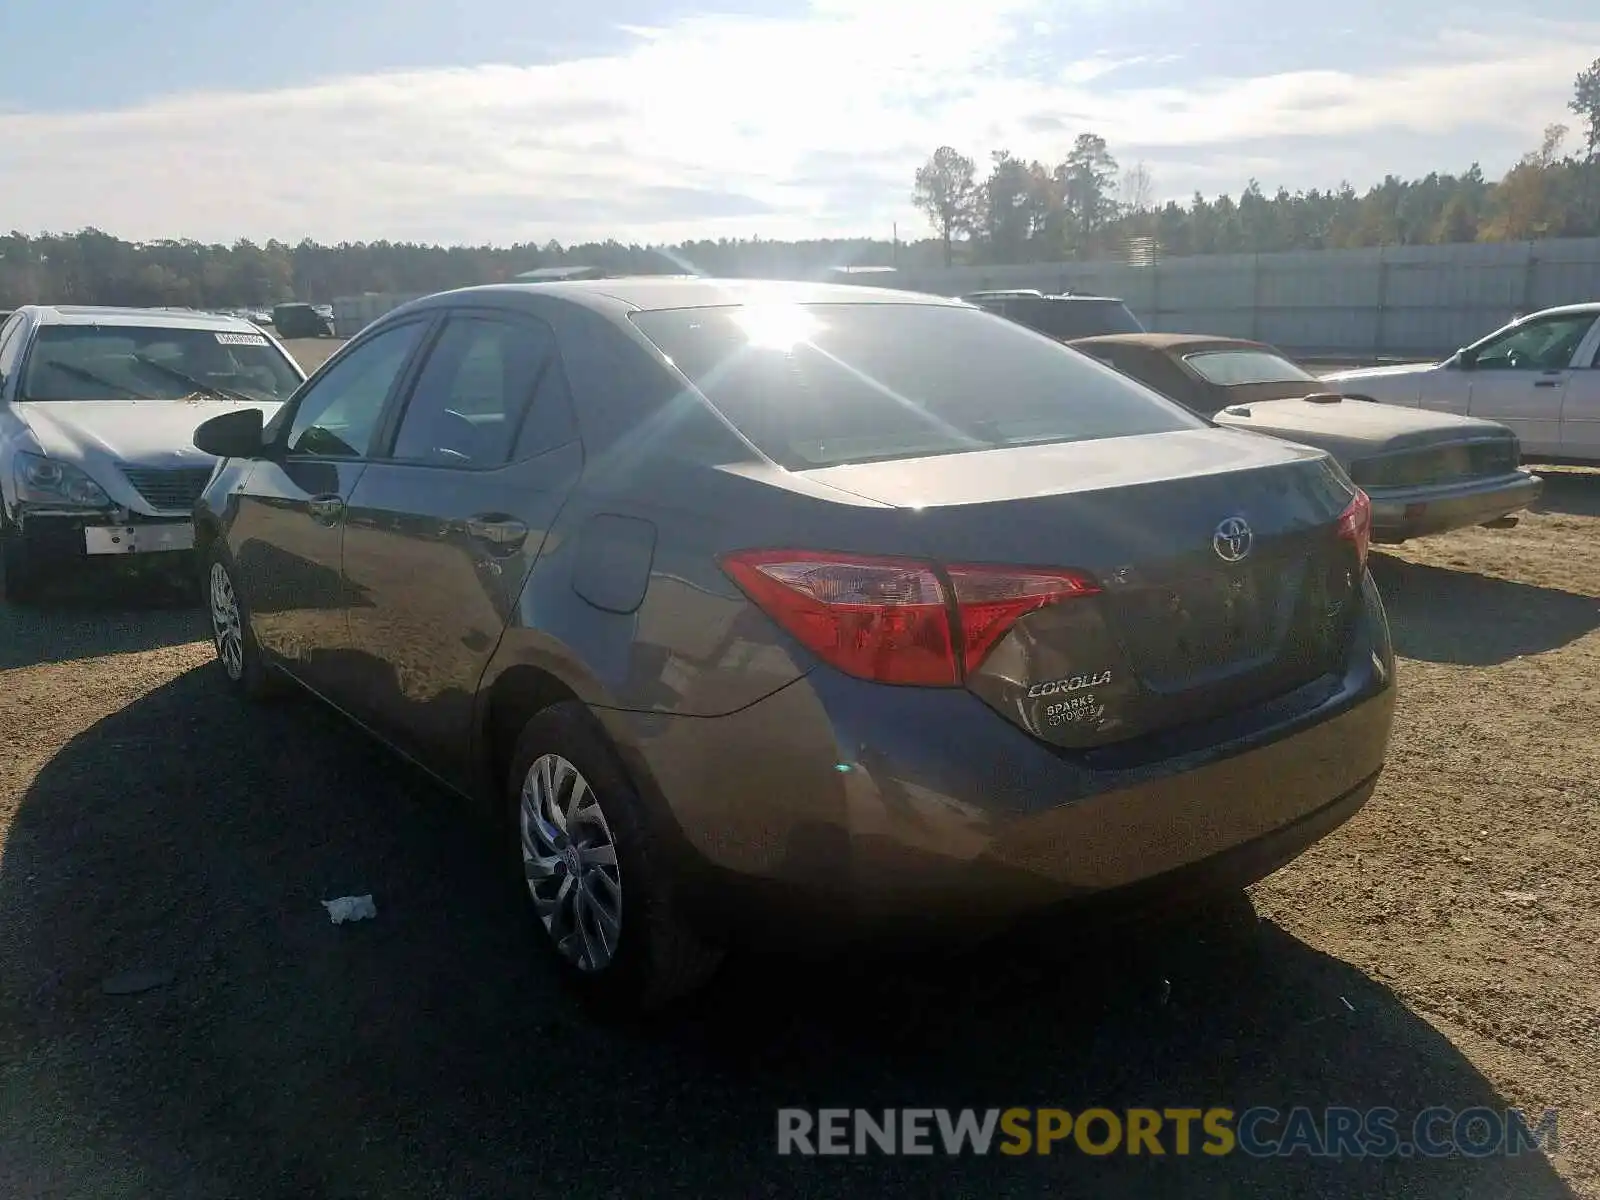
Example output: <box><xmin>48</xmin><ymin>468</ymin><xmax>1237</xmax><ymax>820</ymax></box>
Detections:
<box><xmin>519</xmin><ymin>753</ymin><xmax>624</xmax><ymax>972</ymax></box>
<box><xmin>209</xmin><ymin>561</ymin><xmax>244</xmax><ymax>681</ymax></box>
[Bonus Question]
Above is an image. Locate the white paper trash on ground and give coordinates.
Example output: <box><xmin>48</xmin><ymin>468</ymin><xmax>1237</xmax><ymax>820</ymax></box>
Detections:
<box><xmin>322</xmin><ymin>894</ymin><xmax>377</xmax><ymax>924</ymax></box>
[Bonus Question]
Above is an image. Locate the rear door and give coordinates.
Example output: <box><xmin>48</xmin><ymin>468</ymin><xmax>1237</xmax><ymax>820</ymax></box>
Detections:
<box><xmin>229</xmin><ymin>317</ymin><xmax>434</xmax><ymax>693</ymax></box>
<box><xmin>1464</xmin><ymin>311</ymin><xmax>1599</xmax><ymax>457</ymax></box>
<box><xmin>339</xmin><ymin>308</ymin><xmax>584</xmax><ymax>785</ymax></box>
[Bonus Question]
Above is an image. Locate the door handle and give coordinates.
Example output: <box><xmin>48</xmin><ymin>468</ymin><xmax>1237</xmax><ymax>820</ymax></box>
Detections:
<box><xmin>1534</xmin><ymin>380</ymin><xmax>1562</xmax><ymax>388</ymax></box>
<box><xmin>466</xmin><ymin>514</ymin><xmax>529</xmax><ymax>553</ymax></box>
<box><xmin>307</xmin><ymin>494</ymin><xmax>344</xmax><ymax>525</ymax></box>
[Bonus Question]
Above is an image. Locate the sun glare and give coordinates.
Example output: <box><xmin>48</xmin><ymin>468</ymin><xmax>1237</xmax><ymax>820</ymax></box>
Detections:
<box><xmin>733</xmin><ymin>303</ymin><xmax>822</xmax><ymax>351</ymax></box>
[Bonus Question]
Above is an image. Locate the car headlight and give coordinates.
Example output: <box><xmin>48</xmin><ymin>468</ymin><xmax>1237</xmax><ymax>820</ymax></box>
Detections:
<box><xmin>14</xmin><ymin>452</ymin><xmax>113</xmax><ymax>508</ymax></box>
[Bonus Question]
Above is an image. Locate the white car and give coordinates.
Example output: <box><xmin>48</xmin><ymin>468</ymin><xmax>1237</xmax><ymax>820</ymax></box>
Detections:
<box><xmin>0</xmin><ymin>305</ymin><xmax>305</xmax><ymax>602</ymax></box>
<box><xmin>1322</xmin><ymin>302</ymin><xmax>1600</xmax><ymax>463</ymax></box>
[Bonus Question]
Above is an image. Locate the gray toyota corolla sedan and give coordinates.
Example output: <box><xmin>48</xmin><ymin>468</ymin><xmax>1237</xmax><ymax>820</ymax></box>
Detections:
<box><xmin>191</xmin><ymin>278</ymin><xmax>1396</xmax><ymax>1010</ymax></box>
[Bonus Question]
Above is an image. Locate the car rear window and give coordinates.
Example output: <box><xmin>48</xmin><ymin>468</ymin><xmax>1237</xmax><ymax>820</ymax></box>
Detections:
<box><xmin>629</xmin><ymin>303</ymin><xmax>1200</xmax><ymax>470</ymax></box>
<box><xmin>1017</xmin><ymin>298</ymin><xmax>1145</xmax><ymax>339</ymax></box>
<box><xmin>1183</xmin><ymin>349</ymin><xmax>1319</xmax><ymax>387</ymax></box>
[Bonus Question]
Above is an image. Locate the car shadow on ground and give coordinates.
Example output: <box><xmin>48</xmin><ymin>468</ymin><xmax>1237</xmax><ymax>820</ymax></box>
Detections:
<box><xmin>1368</xmin><ymin>554</ymin><xmax>1599</xmax><ymax>666</ymax></box>
<box><xmin>0</xmin><ymin>568</ymin><xmax>203</xmax><ymax>671</ymax></box>
<box><xmin>1526</xmin><ymin>466</ymin><xmax>1600</xmax><ymax>518</ymax></box>
<box><xmin>0</xmin><ymin>669</ymin><xmax>1575</xmax><ymax>1199</ymax></box>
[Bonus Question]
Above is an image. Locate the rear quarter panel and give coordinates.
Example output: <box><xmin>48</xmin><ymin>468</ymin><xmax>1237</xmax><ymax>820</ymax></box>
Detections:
<box><xmin>482</xmin><ymin>458</ymin><xmax>910</xmax><ymax>717</ymax></box>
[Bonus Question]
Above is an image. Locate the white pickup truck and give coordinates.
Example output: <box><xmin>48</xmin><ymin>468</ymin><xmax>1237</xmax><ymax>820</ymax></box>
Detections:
<box><xmin>0</xmin><ymin>304</ymin><xmax>304</xmax><ymax>602</ymax></box>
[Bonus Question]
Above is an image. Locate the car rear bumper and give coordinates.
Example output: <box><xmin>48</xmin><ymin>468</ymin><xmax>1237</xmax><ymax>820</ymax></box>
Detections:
<box><xmin>1367</xmin><ymin>470</ymin><xmax>1542</xmax><ymax>542</ymax></box>
<box><xmin>603</xmin><ymin>573</ymin><xmax>1397</xmax><ymax>946</ymax></box>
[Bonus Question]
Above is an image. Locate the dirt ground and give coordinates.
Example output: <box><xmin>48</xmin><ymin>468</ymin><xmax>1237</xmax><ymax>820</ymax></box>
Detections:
<box><xmin>1</xmin><ymin>423</ymin><xmax>1597</xmax><ymax>1192</ymax></box>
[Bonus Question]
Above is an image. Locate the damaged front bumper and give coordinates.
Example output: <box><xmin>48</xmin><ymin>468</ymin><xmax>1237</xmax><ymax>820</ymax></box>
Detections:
<box><xmin>9</xmin><ymin>505</ymin><xmax>196</xmax><ymax>562</ymax></box>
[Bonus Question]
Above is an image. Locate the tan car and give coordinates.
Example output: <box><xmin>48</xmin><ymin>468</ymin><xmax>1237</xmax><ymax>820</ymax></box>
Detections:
<box><xmin>1072</xmin><ymin>334</ymin><xmax>1543</xmax><ymax>543</ymax></box>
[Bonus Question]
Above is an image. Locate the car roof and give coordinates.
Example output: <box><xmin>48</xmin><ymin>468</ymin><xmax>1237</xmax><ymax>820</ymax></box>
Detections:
<box><xmin>1520</xmin><ymin>302</ymin><xmax>1600</xmax><ymax>320</ymax></box>
<box><xmin>399</xmin><ymin>277</ymin><xmax>971</xmax><ymax>318</ymax></box>
<box><xmin>1072</xmin><ymin>332</ymin><xmax>1275</xmax><ymax>354</ymax></box>
<box><xmin>965</xmin><ymin>290</ymin><xmax>1130</xmax><ymax>304</ymax></box>
<box><xmin>21</xmin><ymin>304</ymin><xmax>268</xmax><ymax>333</ymax></box>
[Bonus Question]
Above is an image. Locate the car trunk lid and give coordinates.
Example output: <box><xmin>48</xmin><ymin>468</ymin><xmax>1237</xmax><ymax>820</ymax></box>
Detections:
<box><xmin>801</xmin><ymin>428</ymin><xmax>1366</xmax><ymax>749</ymax></box>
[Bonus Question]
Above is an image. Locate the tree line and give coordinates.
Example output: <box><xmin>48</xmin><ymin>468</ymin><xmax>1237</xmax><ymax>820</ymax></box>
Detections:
<box><xmin>913</xmin><ymin>58</ymin><xmax>1600</xmax><ymax>265</ymax></box>
<box><xmin>0</xmin><ymin>227</ymin><xmax>967</xmax><ymax>311</ymax></box>
<box><xmin>2</xmin><ymin>59</ymin><xmax>1597</xmax><ymax>309</ymax></box>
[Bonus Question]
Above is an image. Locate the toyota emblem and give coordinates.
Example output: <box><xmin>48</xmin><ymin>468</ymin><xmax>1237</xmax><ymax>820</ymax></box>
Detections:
<box><xmin>1213</xmin><ymin>516</ymin><xmax>1253</xmax><ymax>562</ymax></box>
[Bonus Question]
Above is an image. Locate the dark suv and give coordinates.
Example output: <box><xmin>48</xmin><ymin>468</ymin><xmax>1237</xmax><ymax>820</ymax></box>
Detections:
<box><xmin>961</xmin><ymin>289</ymin><xmax>1145</xmax><ymax>341</ymax></box>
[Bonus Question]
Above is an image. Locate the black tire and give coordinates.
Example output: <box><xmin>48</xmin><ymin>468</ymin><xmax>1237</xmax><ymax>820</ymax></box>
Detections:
<box><xmin>1</xmin><ymin>521</ymin><xmax>44</xmax><ymax>605</ymax></box>
<box><xmin>203</xmin><ymin>547</ymin><xmax>285</xmax><ymax>700</ymax></box>
<box><xmin>507</xmin><ymin>702</ymin><xmax>723</xmax><ymax>1013</ymax></box>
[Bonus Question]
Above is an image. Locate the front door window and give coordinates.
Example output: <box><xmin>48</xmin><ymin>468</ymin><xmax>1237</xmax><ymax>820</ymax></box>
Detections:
<box><xmin>285</xmin><ymin>322</ymin><xmax>429</xmax><ymax>457</ymax></box>
<box><xmin>1473</xmin><ymin>315</ymin><xmax>1596</xmax><ymax>372</ymax></box>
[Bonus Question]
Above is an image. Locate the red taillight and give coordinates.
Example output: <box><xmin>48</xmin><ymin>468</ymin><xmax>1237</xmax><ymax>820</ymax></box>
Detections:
<box><xmin>1337</xmin><ymin>488</ymin><xmax>1372</xmax><ymax>569</ymax></box>
<box><xmin>945</xmin><ymin>564</ymin><xmax>1100</xmax><ymax>676</ymax></box>
<box><xmin>718</xmin><ymin>550</ymin><xmax>955</xmax><ymax>684</ymax></box>
<box><xmin>719</xmin><ymin>549</ymin><xmax>1099</xmax><ymax>685</ymax></box>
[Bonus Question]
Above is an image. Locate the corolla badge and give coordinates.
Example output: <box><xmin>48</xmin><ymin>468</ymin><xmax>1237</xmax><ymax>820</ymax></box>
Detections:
<box><xmin>1027</xmin><ymin>670</ymin><xmax>1112</xmax><ymax>699</ymax></box>
<box><xmin>1212</xmin><ymin>516</ymin><xmax>1253</xmax><ymax>562</ymax></box>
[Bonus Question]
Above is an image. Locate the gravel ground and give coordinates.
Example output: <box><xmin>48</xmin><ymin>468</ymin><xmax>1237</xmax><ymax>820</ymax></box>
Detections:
<box><xmin>1</xmin><ymin>412</ymin><xmax>1596</xmax><ymax>1193</ymax></box>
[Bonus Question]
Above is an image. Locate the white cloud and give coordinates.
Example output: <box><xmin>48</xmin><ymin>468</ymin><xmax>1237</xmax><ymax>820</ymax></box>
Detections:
<box><xmin>0</xmin><ymin>5</ymin><xmax>1594</xmax><ymax>246</ymax></box>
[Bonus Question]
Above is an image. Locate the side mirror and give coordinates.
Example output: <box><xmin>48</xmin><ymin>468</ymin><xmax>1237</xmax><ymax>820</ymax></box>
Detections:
<box><xmin>194</xmin><ymin>407</ymin><xmax>267</xmax><ymax>459</ymax></box>
<box><xmin>1453</xmin><ymin>348</ymin><xmax>1476</xmax><ymax>370</ymax></box>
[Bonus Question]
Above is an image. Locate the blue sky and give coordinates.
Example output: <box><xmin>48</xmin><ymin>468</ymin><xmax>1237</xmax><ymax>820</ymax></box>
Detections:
<box><xmin>2</xmin><ymin>0</ymin><xmax>1596</xmax><ymax>245</ymax></box>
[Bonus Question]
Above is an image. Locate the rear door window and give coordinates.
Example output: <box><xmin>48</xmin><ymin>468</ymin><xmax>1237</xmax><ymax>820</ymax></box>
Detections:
<box><xmin>386</xmin><ymin>314</ymin><xmax>573</xmax><ymax>468</ymax></box>
<box><xmin>630</xmin><ymin>302</ymin><xmax>1200</xmax><ymax>470</ymax></box>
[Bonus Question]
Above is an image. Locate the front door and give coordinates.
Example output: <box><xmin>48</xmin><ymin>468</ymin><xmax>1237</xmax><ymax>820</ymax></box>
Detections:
<box><xmin>1559</xmin><ymin>325</ymin><xmax>1600</xmax><ymax>460</ymax></box>
<box><xmin>1465</xmin><ymin>312</ymin><xmax>1600</xmax><ymax>458</ymax></box>
<box><xmin>340</xmin><ymin>309</ymin><xmax>584</xmax><ymax>786</ymax></box>
<box><xmin>230</xmin><ymin>318</ymin><xmax>433</xmax><ymax>693</ymax></box>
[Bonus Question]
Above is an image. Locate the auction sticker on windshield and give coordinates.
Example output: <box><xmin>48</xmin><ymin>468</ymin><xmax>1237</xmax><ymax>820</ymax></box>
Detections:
<box><xmin>215</xmin><ymin>332</ymin><xmax>268</xmax><ymax>346</ymax></box>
